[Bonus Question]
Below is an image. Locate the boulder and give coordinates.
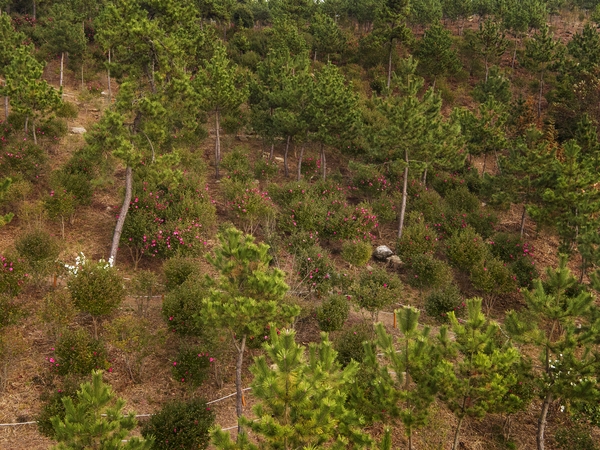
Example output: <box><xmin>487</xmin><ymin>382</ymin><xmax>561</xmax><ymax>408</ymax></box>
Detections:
<box><xmin>70</xmin><ymin>127</ymin><xmax>87</xmax><ymax>134</ymax></box>
<box><xmin>373</xmin><ymin>245</ymin><xmax>394</xmax><ymax>261</ymax></box>
<box><xmin>386</xmin><ymin>255</ymin><xmax>403</xmax><ymax>269</ymax></box>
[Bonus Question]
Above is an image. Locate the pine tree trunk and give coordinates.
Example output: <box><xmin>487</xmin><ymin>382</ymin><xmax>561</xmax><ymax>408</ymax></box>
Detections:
<box><xmin>270</xmin><ymin>143</ymin><xmax>274</xmax><ymax>160</ymax></box>
<box><xmin>512</xmin><ymin>39</ymin><xmax>518</xmax><ymax>69</ymax></box>
<box><xmin>215</xmin><ymin>109</ymin><xmax>221</xmax><ymax>178</ymax></box>
<box><xmin>284</xmin><ymin>135</ymin><xmax>290</xmax><ymax>178</ymax></box>
<box><xmin>452</xmin><ymin>414</ymin><xmax>465</xmax><ymax>450</ymax></box>
<box><xmin>397</xmin><ymin>149</ymin><xmax>409</xmax><ymax>239</ymax></box>
<box><xmin>32</xmin><ymin>119</ymin><xmax>37</xmax><ymax>145</ymax></box>
<box><xmin>3</xmin><ymin>95</ymin><xmax>7</xmax><ymax>120</ymax></box>
<box><xmin>297</xmin><ymin>145</ymin><xmax>304</xmax><ymax>181</ymax></box>
<box><xmin>321</xmin><ymin>143</ymin><xmax>326</xmax><ymax>180</ymax></box>
<box><xmin>538</xmin><ymin>70</ymin><xmax>544</xmax><ymax>118</ymax></box>
<box><xmin>33</xmin><ymin>0</ymin><xmax>36</xmax><ymax>20</ymax></box>
<box><xmin>537</xmin><ymin>392</ymin><xmax>553</xmax><ymax>450</ymax></box>
<box><xmin>236</xmin><ymin>334</ymin><xmax>247</xmax><ymax>433</ymax></box>
<box><xmin>520</xmin><ymin>205</ymin><xmax>527</xmax><ymax>238</ymax></box>
<box><xmin>387</xmin><ymin>41</ymin><xmax>393</xmax><ymax>90</ymax></box>
<box><xmin>107</xmin><ymin>49</ymin><xmax>112</xmax><ymax>103</ymax></box>
<box><xmin>482</xmin><ymin>152</ymin><xmax>487</xmax><ymax>175</ymax></box>
<box><xmin>60</xmin><ymin>216</ymin><xmax>65</xmax><ymax>240</ymax></box>
<box><xmin>81</xmin><ymin>62</ymin><xmax>84</xmax><ymax>91</ymax></box>
<box><xmin>92</xmin><ymin>316</ymin><xmax>98</xmax><ymax>340</ymax></box>
<box><xmin>422</xmin><ymin>167</ymin><xmax>428</xmax><ymax>185</ymax></box>
<box><xmin>109</xmin><ymin>166</ymin><xmax>133</xmax><ymax>265</ymax></box>
<box><xmin>60</xmin><ymin>52</ymin><xmax>64</xmax><ymax>97</ymax></box>
<box><xmin>24</xmin><ymin>115</ymin><xmax>28</xmax><ymax>133</ymax></box>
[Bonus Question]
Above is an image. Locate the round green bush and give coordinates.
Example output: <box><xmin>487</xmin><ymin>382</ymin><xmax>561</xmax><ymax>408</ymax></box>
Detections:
<box><xmin>286</xmin><ymin>230</ymin><xmax>320</xmax><ymax>253</ymax></box>
<box><xmin>221</xmin><ymin>146</ymin><xmax>253</xmax><ymax>182</ymax></box>
<box><xmin>406</xmin><ymin>254</ymin><xmax>454</xmax><ymax>290</ymax></box>
<box><xmin>163</xmin><ymin>257</ymin><xmax>199</xmax><ymax>292</ymax></box>
<box><xmin>341</xmin><ymin>240</ymin><xmax>372</xmax><ymax>267</ymax></box>
<box><xmin>396</xmin><ymin>216</ymin><xmax>438</xmax><ymax>262</ymax></box>
<box><xmin>334</xmin><ymin>323</ymin><xmax>373</xmax><ymax>366</ymax></box>
<box><xmin>409</xmin><ymin>188</ymin><xmax>444</xmax><ymax>224</ymax></box>
<box><xmin>67</xmin><ymin>258</ymin><xmax>125</xmax><ymax>320</ymax></box>
<box><xmin>470</xmin><ymin>257</ymin><xmax>516</xmax><ymax>297</ymax></box>
<box><xmin>511</xmin><ymin>256</ymin><xmax>539</xmax><ymax>288</ymax></box>
<box><xmin>141</xmin><ymin>398</ymin><xmax>215</xmax><ymax>450</ymax></box>
<box><xmin>424</xmin><ymin>284</ymin><xmax>465</xmax><ymax>323</ymax></box>
<box><xmin>316</xmin><ymin>294</ymin><xmax>350</xmax><ymax>332</ymax></box>
<box><xmin>53</xmin><ymin>328</ymin><xmax>108</xmax><ymax>376</ymax></box>
<box><xmin>15</xmin><ymin>229</ymin><xmax>59</xmax><ymax>279</ymax></box>
<box><xmin>445</xmin><ymin>226</ymin><xmax>490</xmax><ymax>271</ymax></box>
<box><xmin>162</xmin><ymin>276</ymin><xmax>210</xmax><ymax>337</ymax></box>
<box><xmin>350</xmin><ymin>268</ymin><xmax>402</xmax><ymax>319</ymax></box>
<box><xmin>444</xmin><ymin>186</ymin><xmax>480</xmax><ymax>213</ymax></box>
<box><xmin>296</xmin><ymin>245</ymin><xmax>337</xmax><ymax>294</ymax></box>
<box><xmin>171</xmin><ymin>347</ymin><xmax>213</xmax><ymax>387</ymax></box>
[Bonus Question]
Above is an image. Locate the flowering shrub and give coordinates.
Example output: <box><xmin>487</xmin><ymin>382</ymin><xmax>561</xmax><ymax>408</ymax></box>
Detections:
<box><xmin>296</xmin><ymin>245</ymin><xmax>337</xmax><ymax>295</ymax></box>
<box><xmin>254</xmin><ymin>157</ymin><xmax>278</xmax><ymax>181</ymax></box>
<box><xmin>15</xmin><ymin>229</ymin><xmax>59</xmax><ymax>282</ymax></box>
<box><xmin>350</xmin><ymin>268</ymin><xmax>402</xmax><ymax>320</ymax></box>
<box><xmin>316</xmin><ymin>294</ymin><xmax>350</xmax><ymax>332</ymax></box>
<box><xmin>162</xmin><ymin>276</ymin><xmax>211</xmax><ymax>337</ymax></box>
<box><xmin>396</xmin><ymin>215</ymin><xmax>438</xmax><ymax>262</ymax></box>
<box><xmin>444</xmin><ymin>186</ymin><xmax>480</xmax><ymax>213</ymax></box>
<box><xmin>430</xmin><ymin>170</ymin><xmax>468</xmax><ymax>197</ymax></box>
<box><xmin>409</xmin><ymin>188</ymin><xmax>444</xmax><ymax>224</ymax></box>
<box><xmin>37</xmin><ymin>378</ymin><xmax>80</xmax><ymax>438</ymax></box>
<box><xmin>300</xmin><ymin>155</ymin><xmax>320</xmax><ymax>177</ymax></box>
<box><xmin>286</xmin><ymin>230</ymin><xmax>320</xmax><ymax>253</ymax></box>
<box><xmin>172</xmin><ymin>347</ymin><xmax>213</xmax><ymax>387</ymax></box>
<box><xmin>334</xmin><ymin>323</ymin><xmax>373</xmax><ymax>366</ymax></box>
<box><xmin>86</xmin><ymin>81</ymin><xmax>103</xmax><ymax>95</ymax></box>
<box><xmin>0</xmin><ymin>253</ymin><xmax>28</xmax><ymax>297</ymax></box>
<box><xmin>470</xmin><ymin>257</ymin><xmax>516</xmax><ymax>311</ymax></box>
<box><xmin>51</xmin><ymin>328</ymin><xmax>108</xmax><ymax>375</ymax></box>
<box><xmin>221</xmin><ymin>146</ymin><xmax>253</xmax><ymax>182</ymax></box>
<box><xmin>424</xmin><ymin>285</ymin><xmax>465</xmax><ymax>322</ymax></box>
<box><xmin>368</xmin><ymin>195</ymin><xmax>398</xmax><ymax>227</ymax></box>
<box><xmin>121</xmin><ymin>180</ymin><xmax>216</xmax><ymax>262</ymax></box>
<box><xmin>222</xmin><ymin>179</ymin><xmax>276</xmax><ymax>234</ymax></box>
<box><xmin>141</xmin><ymin>398</ymin><xmax>215</xmax><ymax>450</ymax></box>
<box><xmin>0</xmin><ymin>141</ymin><xmax>47</xmax><ymax>181</ymax></box>
<box><xmin>348</xmin><ymin>161</ymin><xmax>390</xmax><ymax>199</ymax></box>
<box><xmin>489</xmin><ymin>232</ymin><xmax>538</xmax><ymax>287</ymax></box>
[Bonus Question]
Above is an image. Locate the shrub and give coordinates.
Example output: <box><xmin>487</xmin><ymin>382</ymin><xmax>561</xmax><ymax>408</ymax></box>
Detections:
<box><xmin>296</xmin><ymin>245</ymin><xmax>337</xmax><ymax>294</ymax></box>
<box><xmin>66</xmin><ymin>255</ymin><xmax>125</xmax><ymax>339</ymax></box>
<box><xmin>350</xmin><ymin>268</ymin><xmax>402</xmax><ymax>320</ymax></box>
<box><xmin>254</xmin><ymin>157</ymin><xmax>278</xmax><ymax>181</ymax></box>
<box><xmin>52</xmin><ymin>328</ymin><xmax>108</xmax><ymax>376</ymax></box>
<box><xmin>39</xmin><ymin>117</ymin><xmax>68</xmax><ymax>140</ymax></box>
<box><xmin>470</xmin><ymin>257</ymin><xmax>516</xmax><ymax>311</ymax></box>
<box><xmin>221</xmin><ymin>146</ymin><xmax>253</xmax><ymax>182</ymax></box>
<box><xmin>465</xmin><ymin>209</ymin><xmax>498</xmax><ymax>239</ymax></box>
<box><xmin>489</xmin><ymin>233</ymin><xmax>538</xmax><ymax>287</ymax></box>
<box><xmin>334</xmin><ymin>323</ymin><xmax>373</xmax><ymax>366</ymax></box>
<box><xmin>444</xmin><ymin>186</ymin><xmax>480</xmax><ymax>213</ymax></box>
<box><xmin>286</xmin><ymin>230</ymin><xmax>320</xmax><ymax>253</ymax></box>
<box><xmin>162</xmin><ymin>276</ymin><xmax>210</xmax><ymax>337</ymax></box>
<box><xmin>141</xmin><ymin>398</ymin><xmax>215</xmax><ymax>450</ymax></box>
<box><xmin>37</xmin><ymin>378</ymin><xmax>81</xmax><ymax>438</ymax></box>
<box><xmin>222</xmin><ymin>179</ymin><xmax>277</xmax><ymax>234</ymax></box>
<box><xmin>341</xmin><ymin>240</ymin><xmax>372</xmax><ymax>267</ymax></box>
<box><xmin>38</xmin><ymin>289</ymin><xmax>77</xmax><ymax>339</ymax></box>
<box><xmin>430</xmin><ymin>171</ymin><xmax>466</xmax><ymax>197</ymax></box>
<box><xmin>51</xmin><ymin>170</ymin><xmax>93</xmax><ymax>207</ymax></box>
<box><xmin>0</xmin><ymin>141</ymin><xmax>47</xmax><ymax>181</ymax></box>
<box><xmin>131</xmin><ymin>270</ymin><xmax>161</xmax><ymax>316</ymax></box>
<box><xmin>396</xmin><ymin>215</ymin><xmax>438</xmax><ymax>262</ymax></box>
<box><xmin>15</xmin><ymin>228</ymin><xmax>59</xmax><ymax>281</ymax></box>
<box><xmin>369</xmin><ymin>194</ymin><xmax>398</xmax><ymax>226</ymax></box>
<box><xmin>424</xmin><ymin>284</ymin><xmax>465</xmax><ymax>322</ymax></box>
<box><xmin>316</xmin><ymin>294</ymin><xmax>350</xmax><ymax>332</ymax></box>
<box><xmin>0</xmin><ymin>253</ymin><xmax>28</xmax><ymax>297</ymax></box>
<box><xmin>409</xmin><ymin>188</ymin><xmax>444</xmax><ymax>223</ymax></box>
<box><xmin>406</xmin><ymin>255</ymin><xmax>454</xmax><ymax>291</ymax></box>
<box><xmin>0</xmin><ymin>294</ymin><xmax>22</xmax><ymax>329</ymax></box>
<box><xmin>446</xmin><ymin>226</ymin><xmax>490</xmax><ymax>271</ymax></box>
<box><xmin>44</xmin><ymin>189</ymin><xmax>75</xmax><ymax>238</ymax></box>
<box><xmin>171</xmin><ymin>346</ymin><xmax>213</xmax><ymax>387</ymax></box>
<box><xmin>554</xmin><ymin>425</ymin><xmax>599</xmax><ymax>450</ymax></box>
<box><xmin>56</xmin><ymin>101</ymin><xmax>78</xmax><ymax>119</ymax></box>
<box><xmin>511</xmin><ymin>256</ymin><xmax>538</xmax><ymax>288</ymax></box>
<box><xmin>164</xmin><ymin>257</ymin><xmax>199</xmax><ymax>292</ymax></box>
<box><xmin>348</xmin><ymin>161</ymin><xmax>390</xmax><ymax>198</ymax></box>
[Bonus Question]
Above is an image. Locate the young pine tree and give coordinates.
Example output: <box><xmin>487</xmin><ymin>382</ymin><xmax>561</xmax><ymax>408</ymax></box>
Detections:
<box><xmin>505</xmin><ymin>256</ymin><xmax>600</xmax><ymax>450</ymax></box>
<box><xmin>212</xmin><ymin>327</ymin><xmax>371</xmax><ymax>450</ymax></box>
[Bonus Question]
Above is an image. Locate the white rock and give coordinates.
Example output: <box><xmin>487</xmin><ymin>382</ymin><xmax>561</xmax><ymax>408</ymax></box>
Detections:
<box><xmin>373</xmin><ymin>245</ymin><xmax>394</xmax><ymax>261</ymax></box>
<box><xmin>387</xmin><ymin>255</ymin><xmax>403</xmax><ymax>269</ymax></box>
<box><xmin>70</xmin><ymin>127</ymin><xmax>87</xmax><ymax>134</ymax></box>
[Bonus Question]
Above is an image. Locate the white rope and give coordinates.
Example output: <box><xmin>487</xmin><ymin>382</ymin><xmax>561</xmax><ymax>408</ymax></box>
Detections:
<box><xmin>207</xmin><ymin>388</ymin><xmax>252</xmax><ymax>405</ymax></box>
<box><xmin>0</xmin><ymin>421</ymin><xmax>37</xmax><ymax>426</ymax></box>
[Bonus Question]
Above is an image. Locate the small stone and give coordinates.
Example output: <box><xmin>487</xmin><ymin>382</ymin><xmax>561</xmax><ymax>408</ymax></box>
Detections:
<box><xmin>387</xmin><ymin>255</ymin><xmax>403</xmax><ymax>269</ymax></box>
<box><xmin>373</xmin><ymin>245</ymin><xmax>394</xmax><ymax>261</ymax></box>
<box><xmin>70</xmin><ymin>127</ymin><xmax>86</xmax><ymax>134</ymax></box>
<box><xmin>236</xmin><ymin>134</ymin><xmax>249</xmax><ymax>142</ymax></box>
<box><xmin>274</xmin><ymin>156</ymin><xmax>284</xmax><ymax>163</ymax></box>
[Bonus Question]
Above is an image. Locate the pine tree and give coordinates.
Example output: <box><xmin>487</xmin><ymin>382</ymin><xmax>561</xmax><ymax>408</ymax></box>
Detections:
<box><xmin>505</xmin><ymin>256</ymin><xmax>600</xmax><ymax>450</ymax></box>
<box><xmin>196</xmin><ymin>227</ymin><xmax>300</xmax><ymax>431</ymax></box>
<box><xmin>414</xmin><ymin>21</ymin><xmax>461</xmax><ymax>88</ymax></box>
<box><xmin>198</xmin><ymin>43</ymin><xmax>248</xmax><ymax>178</ymax></box>
<box><xmin>437</xmin><ymin>298</ymin><xmax>522</xmax><ymax>450</ymax></box>
<box><xmin>50</xmin><ymin>370</ymin><xmax>153</xmax><ymax>449</ymax></box>
<box><xmin>374</xmin><ymin>0</ymin><xmax>411</xmax><ymax>89</ymax></box>
<box><xmin>470</xmin><ymin>18</ymin><xmax>508</xmax><ymax>82</ymax></box>
<box><xmin>0</xmin><ymin>12</ymin><xmax>26</xmax><ymax>118</ymax></box>
<box><xmin>309</xmin><ymin>11</ymin><xmax>346</xmax><ymax>61</ymax></box>
<box><xmin>212</xmin><ymin>328</ymin><xmax>371</xmax><ymax>449</ymax></box>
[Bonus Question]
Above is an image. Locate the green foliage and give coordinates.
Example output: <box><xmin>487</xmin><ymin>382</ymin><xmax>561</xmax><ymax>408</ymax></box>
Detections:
<box><xmin>470</xmin><ymin>257</ymin><xmax>516</xmax><ymax>311</ymax></box>
<box><xmin>350</xmin><ymin>268</ymin><xmax>403</xmax><ymax>320</ymax></box>
<box><xmin>406</xmin><ymin>254</ymin><xmax>454</xmax><ymax>290</ymax></box>
<box><xmin>50</xmin><ymin>370</ymin><xmax>152</xmax><ymax>449</ymax></box>
<box><xmin>130</xmin><ymin>270</ymin><xmax>161</xmax><ymax>317</ymax></box>
<box><xmin>163</xmin><ymin>257</ymin><xmax>199</xmax><ymax>292</ymax></box>
<box><xmin>171</xmin><ymin>346</ymin><xmax>213</xmax><ymax>387</ymax></box>
<box><xmin>444</xmin><ymin>186</ymin><xmax>480</xmax><ymax>213</ymax></box>
<box><xmin>253</xmin><ymin>157</ymin><xmax>278</xmax><ymax>181</ymax></box>
<box><xmin>15</xmin><ymin>228</ymin><xmax>59</xmax><ymax>281</ymax></box>
<box><xmin>285</xmin><ymin>230</ymin><xmax>320</xmax><ymax>253</ymax></box>
<box><xmin>0</xmin><ymin>294</ymin><xmax>21</xmax><ymax>329</ymax></box>
<box><xmin>212</xmin><ymin>328</ymin><xmax>371</xmax><ymax>449</ymax></box>
<box><xmin>0</xmin><ymin>141</ymin><xmax>48</xmax><ymax>181</ymax></box>
<box><xmin>489</xmin><ymin>232</ymin><xmax>538</xmax><ymax>287</ymax></box>
<box><xmin>445</xmin><ymin>226</ymin><xmax>490</xmax><ymax>271</ymax></box>
<box><xmin>348</xmin><ymin>161</ymin><xmax>390</xmax><ymax>199</ymax></box>
<box><xmin>316</xmin><ymin>294</ymin><xmax>350</xmax><ymax>332</ymax></box>
<box><xmin>425</xmin><ymin>284</ymin><xmax>465</xmax><ymax>322</ymax></box>
<box><xmin>472</xmin><ymin>65</ymin><xmax>511</xmax><ymax>103</ymax></box>
<box><xmin>220</xmin><ymin>146</ymin><xmax>253</xmax><ymax>182</ymax></box>
<box><xmin>554</xmin><ymin>424</ymin><xmax>599</xmax><ymax>450</ymax></box>
<box><xmin>105</xmin><ymin>316</ymin><xmax>161</xmax><ymax>384</ymax></box>
<box><xmin>0</xmin><ymin>253</ymin><xmax>28</xmax><ymax>297</ymax></box>
<box><xmin>341</xmin><ymin>240</ymin><xmax>372</xmax><ymax>267</ymax></box>
<box><xmin>53</xmin><ymin>328</ymin><xmax>108</xmax><ymax>376</ymax></box>
<box><xmin>415</xmin><ymin>22</ymin><xmax>461</xmax><ymax>83</ymax></box>
<box><xmin>37</xmin><ymin>378</ymin><xmax>81</xmax><ymax>439</ymax></box>
<box><xmin>38</xmin><ymin>289</ymin><xmax>77</xmax><ymax>339</ymax></box>
<box><xmin>141</xmin><ymin>398</ymin><xmax>215</xmax><ymax>450</ymax></box>
<box><xmin>334</xmin><ymin>323</ymin><xmax>373</xmax><ymax>366</ymax></box>
<box><xmin>163</xmin><ymin>276</ymin><xmax>210</xmax><ymax>337</ymax></box>
<box><xmin>222</xmin><ymin>179</ymin><xmax>277</xmax><ymax>235</ymax></box>
<box><xmin>296</xmin><ymin>245</ymin><xmax>338</xmax><ymax>294</ymax></box>
<box><xmin>66</xmin><ymin>256</ymin><xmax>125</xmax><ymax>324</ymax></box>
<box><xmin>396</xmin><ymin>215</ymin><xmax>438</xmax><ymax>261</ymax></box>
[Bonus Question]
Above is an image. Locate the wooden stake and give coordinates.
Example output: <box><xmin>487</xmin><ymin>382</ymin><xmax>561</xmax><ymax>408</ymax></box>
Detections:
<box><xmin>393</xmin><ymin>311</ymin><xmax>397</xmax><ymax>328</ymax></box>
<box><xmin>242</xmin><ymin>393</ymin><xmax>246</xmax><ymax>407</ymax></box>
<box><xmin>161</xmin><ymin>294</ymin><xmax>164</xmax><ymax>302</ymax></box>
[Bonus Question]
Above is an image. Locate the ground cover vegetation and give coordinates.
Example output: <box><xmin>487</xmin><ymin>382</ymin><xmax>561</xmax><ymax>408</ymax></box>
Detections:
<box><xmin>1</xmin><ymin>0</ymin><xmax>600</xmax><ymax>449</ymax></box>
